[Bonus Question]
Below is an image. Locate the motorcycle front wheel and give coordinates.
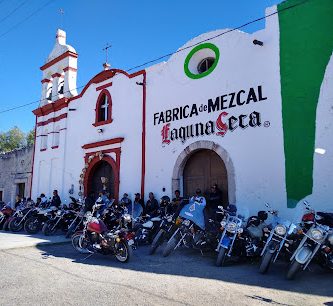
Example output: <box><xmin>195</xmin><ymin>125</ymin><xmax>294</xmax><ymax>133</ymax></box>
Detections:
<box><xmin>9</xmin><ymin>218</ymin><xmax>23</xmax><ymax>232</ymax></box>
<box><xmin>115</xmin><ymin>240</ymin><xmax>132</xmax><ymax>263</ymax></box>
<box><xmin>286</xmin><ymin>260</ymin><xmax>302</xmax><ymax>280</ymax></box>
<box><xmin>66</xmin><ymin>221</ymin><xmax>79</xmax><ymax>238</ymax></box>
<box><xmin>71</xmin><ymin>233</ymin><xmax>91</xmax><ymax>254</ymax></box>
<box><xmin>216</xmin><ymin>247</ymin><xmax>227</xmax><ymax>267</ymax></box>
<box><xmin>163</xmin><ymin>237</ymin><xmax>177</xmax><ymax>257</ymax></box>
<box><xmin>259</xmin><ymin>251</ymin><xmax>274</xmax><ymax>274</ymax></box>
<box><xmin>24</xmin><ymin>217</ymin><xmax>41</xmax><ymax>234</ymax></box>
<box><xmin>149</xmin><ymin>229</ymin><xmax>164</xmax><ymax>255</ymax></box>
<box><xmin>42</xmin><ymin>220</ymin><xmax>57</xmax><ymax>236</ymax></box>
<box><xmin>2</xmin><ymin>218</ymin><xmax>11</xmax><ymax>231</ymax></box>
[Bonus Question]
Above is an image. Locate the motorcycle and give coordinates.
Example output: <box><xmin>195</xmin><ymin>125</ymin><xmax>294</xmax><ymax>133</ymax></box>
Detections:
<box><xmin>149</xmin><ymin>213</ymin><xmax>176</xmax><ymax>255</ymax></box>
<box><xmin>0</xmin><ymin>204</ymin><xmax>14</xmax><ymax>230</ymax></box>
<box><xmin>9</xmin><ymin>206</ymin><xmax>36</xmax><ymax>232</ymax></box>
<box><xmin>286</xmin><ymin>201</ymin><xmax>332</xmax><ymax>279</ymax></box>
<box><xmin>162</xmin><ymin>196</ymin><xmax>218</xmax><ymax>257</ymax></box>
<box><xmin>215</xmin><ymin>205</ymin><xmax>245</xmax><ymax>266</ymax></box>
<box><xmin>134</xmin><ymin>214</ymin><xmax>162</xmax><ymax>245</ymax></box>
<box><xmin>24</xmin><ymin>205</ymin><xmax>57</xmax><ymax>234</ymax></box>
<box><xmin>42</xmin><ymin>207</ymin><xmax>77</xmax><ymax>235</ymax></box>
<box><xmin>71</xmin><ymin>201</ymin><xmax>132</xmax><ymax>263</ymax></box>
<box><xmin>259</xmin><ymin>205</ymin><xmax>298</xmax><ymax>273</ymax></box>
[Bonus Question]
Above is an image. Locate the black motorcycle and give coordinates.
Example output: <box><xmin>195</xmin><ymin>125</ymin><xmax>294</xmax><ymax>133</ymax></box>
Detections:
<box><xmin>24</xmin><ymin>206</ymin><xmax>57</xmax><ymax>234</ymax></box>
<box><xmin>149</xmin><ymin>213</ymin><xmax>176</xmax><ymax>255</ymax></box>
<box><xmin>42</xmin><ymin>208</ymin><xmax>77</xmax><ymax>235</ymax></box>
<box><xmin>9</xmin><ymin>206</ymin><xmax>36</xmax><ymax>232</ymax></box>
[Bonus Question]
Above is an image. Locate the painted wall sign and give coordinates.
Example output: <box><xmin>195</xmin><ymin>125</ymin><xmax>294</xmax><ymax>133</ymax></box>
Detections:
<box><xmin>154</xmin><ymin>85</ymin><xmax>268</xmax><ymax>145</ymax></box>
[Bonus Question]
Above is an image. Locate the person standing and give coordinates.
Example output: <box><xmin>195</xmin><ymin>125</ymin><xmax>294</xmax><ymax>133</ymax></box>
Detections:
<box><xmin>133</xmin><ymin>193</ymin><xmax>144</xmax><ymax>218</ymax></box>
<box><xmin>204</xmin><ymin>184</ymin><xmax>223</xmax><ymax>232</ymax></box>
<box><xmin>145</xmin><ymin>192</ymin><xmax>159</xmax><ymax>216</ymax></box>
<box><xmin>51</xmin><ymin>190</ymin><xmax>61</xmax><ymax>208</ymax></box>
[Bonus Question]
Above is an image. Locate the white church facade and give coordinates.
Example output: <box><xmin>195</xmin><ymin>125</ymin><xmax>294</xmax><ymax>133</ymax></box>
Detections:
<box><xmin>31</xmin><ymin>0</ymin><xmax>333</xmax><ymax>217</ymax></box>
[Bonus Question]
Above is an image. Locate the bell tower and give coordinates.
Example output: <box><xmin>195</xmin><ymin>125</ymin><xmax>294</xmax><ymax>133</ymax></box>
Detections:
<box><xmin>40</xmin><ymin>29</ymin><xmax>78</xmax><ymax>106</ymax></box>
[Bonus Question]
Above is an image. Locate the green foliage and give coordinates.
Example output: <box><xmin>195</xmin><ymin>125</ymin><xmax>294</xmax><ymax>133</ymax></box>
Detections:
<box><xmin>0</xmin><ymin>126</ymin><xmax>34</xmax><ymax>153</ymax></box>
<box><xmin>26</xmin><ymin>129</ymin><xmax>35</xmax><ymax>147</ymax></box>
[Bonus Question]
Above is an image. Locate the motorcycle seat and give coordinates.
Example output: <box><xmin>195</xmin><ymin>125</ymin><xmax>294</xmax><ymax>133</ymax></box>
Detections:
<box><xmin>151</xmin><ymin>217</ymin><xmax>161</xmax><ymax>222</ymax></box>
<box><xmin>142</xmin><ymin>220</ymin><xmax>153</xmax><ymax>229</ymax></box>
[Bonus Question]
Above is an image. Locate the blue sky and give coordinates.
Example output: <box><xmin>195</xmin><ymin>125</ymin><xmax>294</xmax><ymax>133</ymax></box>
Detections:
<box><xmin>0</xmin><ymin>0</ymin><xmax>282</xmax><ymax>133</ymax></box>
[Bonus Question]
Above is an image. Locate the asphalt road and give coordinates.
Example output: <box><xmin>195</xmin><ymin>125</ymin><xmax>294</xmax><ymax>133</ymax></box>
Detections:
<box><xmin>0</xmin><ymin>243</ymin><xmax>332</xmax><ymax>306</ymax></box>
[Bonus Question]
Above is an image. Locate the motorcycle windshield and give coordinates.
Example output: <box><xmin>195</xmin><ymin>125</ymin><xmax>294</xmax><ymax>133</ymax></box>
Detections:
<box><xmin>179</xmin><ymin>197</ymin><xmax>206</xmax><ymax>230</ymax></box>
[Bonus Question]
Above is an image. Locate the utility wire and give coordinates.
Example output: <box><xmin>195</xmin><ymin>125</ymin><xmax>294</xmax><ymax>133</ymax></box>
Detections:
<box><xmin>0</xmin><ymin>0</ymin><xmax>55</xmax><ymax>39</ymax></box>
<box><xmin>127</xmin><ymin>0</ymin><xmax>309</xmax><ymax>71</ymax></box>
<box><xmin>0</xmin><ymin>0</ymin><xmax>310</xmax><ymax>115</ymax></box>
<box><xmin>0</xmin><ymin>0</ymin><xmax>29</xmax><ymax>25</ymax></box>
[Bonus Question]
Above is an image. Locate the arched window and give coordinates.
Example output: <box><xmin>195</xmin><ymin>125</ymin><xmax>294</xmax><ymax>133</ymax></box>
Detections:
<box><xmin>46</xmin><ymin>84</ymin><xmax>53</xmax><ymax>101</ymax></box>
<box><xmin>94</xmin><ymin>89</ymin><xmax>112</xmax><ymax>126</ymax></box>
<box><xmin>58</xmin><ymin>80</ymin><xmax>64</xmax><ymax>96</ymax></box>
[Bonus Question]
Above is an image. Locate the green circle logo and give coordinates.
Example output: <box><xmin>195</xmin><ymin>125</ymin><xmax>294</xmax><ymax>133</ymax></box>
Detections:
<box><xmin>184</xmin><ymin>43</ymin><xmax>220</xmax><ymax>79</ymax></box>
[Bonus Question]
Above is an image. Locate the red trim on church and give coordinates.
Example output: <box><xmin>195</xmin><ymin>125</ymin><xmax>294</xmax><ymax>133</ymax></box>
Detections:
<box><xmin>37</xmin><ymin>113</ymin><xmax>67</xmax><ymax>127</ymax></box>
<box><xmin>83</xmin><ymin>149</ymin><xmax>121</xmax><ymax>201</ymax></box>
<box><xmin>93</xmin><ymin>89</ymin><xmax>112</xmax><ymax>127</ymax></box>
<box><xmin>40</xmin><ymin>51</ymin><xmax>78</xmax><ymax>71</ymax></box>
<box><xmin>96</xmin><ymin>82</ymin><xmax>113</xmax><ymax>91</ymax></box>
<box><xmin>33</xmin><ymin>69</ymin><xmax>145</xmax><ymax>118</ymax></box>
<box><xmin>41</xmin><ymin>79</ymin><xmax>51</xmax><ymax>84</ymax></box>
<box><xmin>82</xmin><ymin>137</ymin><xmax>124</xmax><ymax>150</ymax></box>
<box><xmin>33</xmin><ymin>97</ymin><xmax>69</xmax><ymax>117</ymax></box>
<box><xmin>51</xmin><ymin>73</ymin><xmax>63</xmax><ymax>78</ymax></box>
<box><xmin>63</xmin><ymin>67</ymin><xmax>77</xmax><ymax>72</ymax></box>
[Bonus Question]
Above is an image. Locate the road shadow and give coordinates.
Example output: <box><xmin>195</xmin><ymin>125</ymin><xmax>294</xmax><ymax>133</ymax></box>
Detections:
<box><xmin>36</xmin><ymin>242</ymin><xmax>333</xmax><ymax>299</ymax></box>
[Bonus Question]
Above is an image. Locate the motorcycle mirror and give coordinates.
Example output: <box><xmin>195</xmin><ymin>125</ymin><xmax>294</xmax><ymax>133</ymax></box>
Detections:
<box><xmin>265</xmin><ymin>203</ymin><xmax>270</xmax><ymax>208</ymax></box>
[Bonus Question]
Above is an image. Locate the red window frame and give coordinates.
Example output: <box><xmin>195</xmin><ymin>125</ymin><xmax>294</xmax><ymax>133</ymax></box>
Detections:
<box><xmin>93</xmin><ymin>89</ymin><xmax>112</xmax><ymax>127</ymax></box>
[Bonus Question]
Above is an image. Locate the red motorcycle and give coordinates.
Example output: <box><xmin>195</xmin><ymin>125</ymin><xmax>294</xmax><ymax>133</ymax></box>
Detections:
<box><xmin>71</xmin><ymin>201</ymin><xmax>132</xmax><ymax>263</ymax></box>
<box><xmin>0</xmin><ymin>205</ymin><xmax>15</xmax><ymax>230</ymax></box>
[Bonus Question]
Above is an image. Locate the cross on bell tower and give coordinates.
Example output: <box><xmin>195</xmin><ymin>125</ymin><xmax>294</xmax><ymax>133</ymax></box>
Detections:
<box><xmin>102</xmin><ymin>43</ymin><xmax>111</xmax><ymax>70</ymax></box>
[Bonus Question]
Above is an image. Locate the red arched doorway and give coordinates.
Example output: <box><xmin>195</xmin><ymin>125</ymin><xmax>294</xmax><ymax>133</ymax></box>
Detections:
<box><xmin>84</xmin><ymin>156</ymin><xmax>119</xmax><ymax>199</ymax></box>
<box><xmin>183</xmin><ymin>149</ymin><xmax>228</xmax><ymax>205</ymax></box>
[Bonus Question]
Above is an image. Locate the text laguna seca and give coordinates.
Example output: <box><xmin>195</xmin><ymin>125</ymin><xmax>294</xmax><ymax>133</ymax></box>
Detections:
<box><xmin>153</xmin><ymin>86</ymin><xmax>268</xmax><ymax>145</ymax></box>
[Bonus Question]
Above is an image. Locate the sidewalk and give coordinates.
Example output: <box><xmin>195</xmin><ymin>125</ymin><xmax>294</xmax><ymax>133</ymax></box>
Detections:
<box><xmin>0</xmin><ymin>231</ymin><xmax>70</xmax><ymax>250</ymax></box>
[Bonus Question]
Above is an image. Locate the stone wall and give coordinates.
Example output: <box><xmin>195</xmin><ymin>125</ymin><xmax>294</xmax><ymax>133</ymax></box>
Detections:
<box><xmin>0</xmin><ymin>146</ymin><xmax>33</xmax><ymax>207</ymax></box>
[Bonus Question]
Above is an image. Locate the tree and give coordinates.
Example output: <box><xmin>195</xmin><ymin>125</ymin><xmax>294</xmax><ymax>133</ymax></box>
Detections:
<box><xmin>26</xmin><ymin>129</ymin><xmax>35</xmax><ymax>147</ymax></box>
<box><xmin>0</xmin><ymin>126</ymin><xmax>26</xmax><ymax>153</ymax></box>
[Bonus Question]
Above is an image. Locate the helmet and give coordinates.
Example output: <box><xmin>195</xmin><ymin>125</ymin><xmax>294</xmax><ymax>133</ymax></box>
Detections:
<box><xmin>160</xmin><ymin>196</ymin><xmax>170</xmax><ymax>205</ymax></box>
<box><xmin>258</xmin><ymin>211</ymin><xmax>268</xmax><ymax>221</ymax></box>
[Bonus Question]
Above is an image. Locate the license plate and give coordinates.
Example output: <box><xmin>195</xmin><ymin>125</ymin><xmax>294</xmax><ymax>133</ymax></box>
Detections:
<box><xmin>128</xmin><ymin>239</ymin><xmax>134</xmax><ymax>246</ymax></box>
<box><xmin>220</xmin><ymin>236</ymin><xmax>231</xmax><ymax>248</ymax></box>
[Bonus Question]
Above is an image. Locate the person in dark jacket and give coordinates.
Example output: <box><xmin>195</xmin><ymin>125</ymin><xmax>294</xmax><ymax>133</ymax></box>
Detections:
<box><xmin>145</xmin><ymin>192</ymin><xmax>159</xmax><ymax>216</ymax></box>
<box><xmin>51</xmin><ymin>190</ymin><xmax>61</xmax><ymax>208</ymax></box>
<box><xmin>204</xmin><ymin>184</ymin><xmax>223</xmax><ymax>232</ymax></box>
<box><xmin>84</xmin><ymin>191</ymin><xmax>95</xmax><ymax>212</ymax></box>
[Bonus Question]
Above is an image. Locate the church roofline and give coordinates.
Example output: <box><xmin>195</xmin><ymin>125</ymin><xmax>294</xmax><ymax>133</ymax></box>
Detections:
<box><xmin>40</xmin><ymin>50</ymin><xmax>78</xmax><ymax>71</ymax></box>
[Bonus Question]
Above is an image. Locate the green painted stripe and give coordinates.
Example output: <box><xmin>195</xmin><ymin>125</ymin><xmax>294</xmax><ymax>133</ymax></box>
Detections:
<box><xmin>278</xmin><ymin>0</ymin><xmax>333</xmax><ymax>207</ymax></box>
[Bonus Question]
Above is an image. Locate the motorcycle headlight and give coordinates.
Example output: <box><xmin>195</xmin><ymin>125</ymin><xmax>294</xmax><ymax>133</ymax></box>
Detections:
<box><xmin>226</xmin><ymin>222</ymin><xmax>237</xmax><ymax>233</ymax></box>
<box><xmin>237</xmin><ymin>228</ymin><xmax>244</xmax><ymax>234</ymax></box>
<box><xmin>220</xmin><ymin>220</ymin><xmax>227</xmax><ymax>228</ymax></box>
<box><xmin>310</xmin><ymin>228</ymin><xmax>323</xmax><ymax>241</ymax></box>
<box><xmin>328</xmin><ymin>234</ymin><xmax>333</xmax><ymax>246</ymax></box>
<box><xmin>123</xmin><ymin>214</ymin><xmax>131</xmax><ymax>222</ymax></box>
<box><xmin>167</xmin><ymin>216</ymin><xmax>173</xmax><ymax>223</ymax></box>
<box><xmin>183</xmin><ymin>220</ymin><xmax>190</xmax><ymax>226</ymax></box>
<box><xmin>274</xmin><ymin>224</ymin><xmax>286</xmax><ymax>236</ymax></box>
<box><xmin>57</xmin><ymin>211</ymin><xmax>62</xmax><ymax>216</ymax></box>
